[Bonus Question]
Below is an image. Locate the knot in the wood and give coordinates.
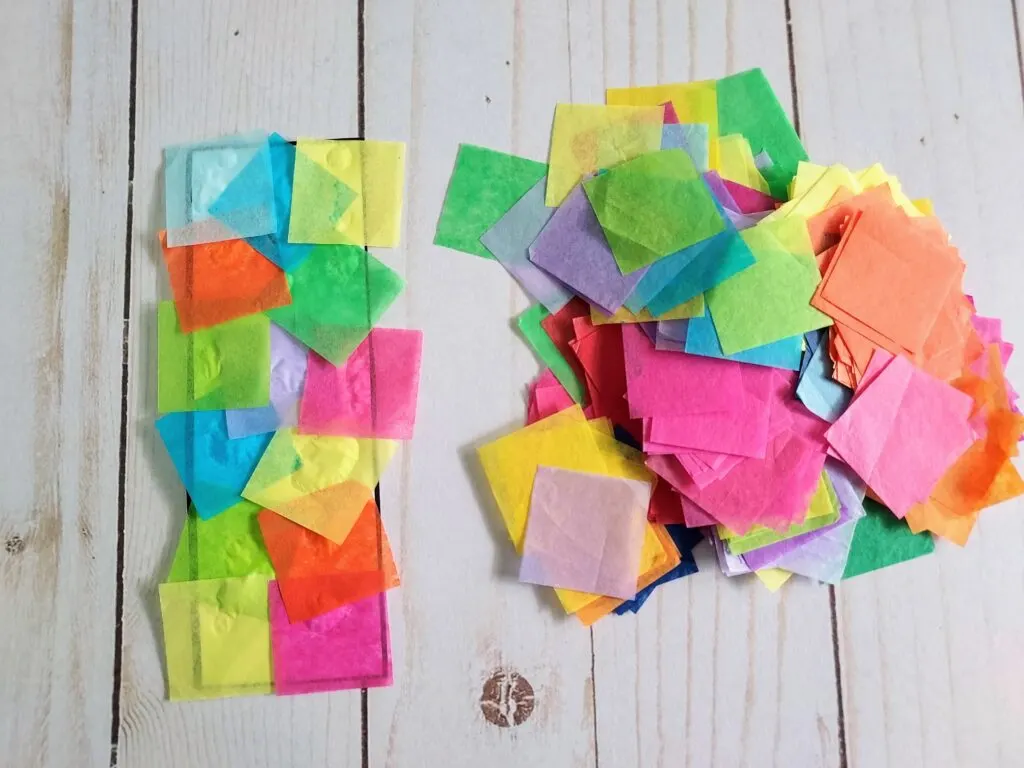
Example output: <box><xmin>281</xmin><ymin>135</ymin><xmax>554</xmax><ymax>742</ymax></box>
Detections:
<box><xmin>479</xmin><ymin>668</ymin><xmax>535</xmax><ymax>728</ymax></box>
<box><xmin>5</xmin><ymin>535</ymin><xmax>26</xmax><ymax>555</ymax></box>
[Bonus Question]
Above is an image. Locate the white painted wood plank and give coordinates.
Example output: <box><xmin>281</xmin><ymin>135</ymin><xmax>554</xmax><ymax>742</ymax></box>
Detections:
<box><xmin>585</xmin><ymin>3</ymin><xmax>841</xmax><ymax>767</ymax></box>
<box><xmin>792</xmin><ymin>1</ymin><xmax>1024</xmax><ymax>766</ymax></box>
<box><xmin>119</xmin><ymin>2</ymin><xmax>364</xmax><ymax>765</ymax></box>
<box><xmin>0</xmin><ymin>0</ymin><xmax>130</xmax><ymax>765</ymax></box>
<box><xmin>364</xmin><ymin>0</ymin><xmax>598</xmax><ymax>765</ymax></box>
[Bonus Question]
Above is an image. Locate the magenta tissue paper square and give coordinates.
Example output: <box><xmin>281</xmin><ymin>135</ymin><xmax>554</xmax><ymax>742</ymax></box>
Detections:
<box><xmin>269</xmin><ymin>581</ymin><xmax>392</xmax><ymax>695</ymax></box>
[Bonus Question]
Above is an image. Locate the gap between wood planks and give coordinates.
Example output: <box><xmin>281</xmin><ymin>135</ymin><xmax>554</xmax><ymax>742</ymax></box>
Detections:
<box><xmin>110</xmin><ymin>0</ymin><xmax>140</xmax><ymax>764</ymax></box>
<box><xmin>357</xmin><ymin>0</ymin><xmax>371</xmax><ymax>765</ymax></box>
<box><xmin>1012</xmin><ymin>0</ymin><xmax>1024</xmax><ymax>105</ymax></box>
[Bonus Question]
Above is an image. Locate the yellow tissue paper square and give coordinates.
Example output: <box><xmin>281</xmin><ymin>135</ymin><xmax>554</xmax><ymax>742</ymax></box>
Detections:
<box><xmin>755</xmin><ymin>568</ymin><xmax>792</xmax><ymax>592</ymax></box>
<box><xmin>606</xmin><ymin>80</ymin><xmax>720</xmax><ymax>169</ymax></box>
<box><xmin>290</xmin><ymin>139</ymin><xmax>405</xmax><ymax>246</ymax></box>
<box><xmin>479</xmin><ymin>407</ymin><xmax>604</xmax><ymax>550</ymax></box>
<box><xmin>242</xmin><ymin>428</ymin><xmax>397</xmax><ymax>543</ymax></box>
<box><xmin>545</xmin><ymin>104</ymin><xmax>663</xmax><ymax>206</ymax></box>
<box><xmin>479</xmin><ymin>407</ymin><xmax>654</xmax><ymax>551</ymax></box>
<box><xmin>788</xmin><ymin>162</ymin><xmax>838</xmax><ymax>200</ymax></box>
<box><xmin>855</xmin><ymin>163</ymin><xmax>922</xmax><ymax>217</ymax></box>
<box><xmin>589</xmin><ymin>426</ymin><xmax>654</xmax><ymax>484</ymax></box>
<box><xmin>717</xmin><ymin>134</ymin><xmax>770</xmax><ymax>195</ymax></box>
<box><xmin>159</xmin><ymin>575</ymin><xmax>272</xmax><ymax>701</ymax></box>
<box><xmin>770</xmin><ymin>163</ymin><xmax>860</xmax><ymax>222</ymax></box>
<box><xmin>479</xmin><ymin>409</ymin><xmax>655</xmax><ymax>615</ymax></box>
<box><xmin>776</xmin><ymin>161</ymin><xmax>924</xmax><ymax>222</ymax></box>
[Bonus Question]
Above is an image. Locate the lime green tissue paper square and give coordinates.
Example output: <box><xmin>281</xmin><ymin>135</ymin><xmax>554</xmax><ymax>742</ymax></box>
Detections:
<box><xmin>166</xmin><ymin>501</ymin><xmax>275</xmax><ymax>582</ymax></box>
<box><xmin>157</xmin><ymin>302</ymin><xmax>270</xmax><ymax>412</ymax></box>
<box><xmin>706</xmin><ymin>218</ymin><xmax>831</xmax><ymax>355</ymax></box>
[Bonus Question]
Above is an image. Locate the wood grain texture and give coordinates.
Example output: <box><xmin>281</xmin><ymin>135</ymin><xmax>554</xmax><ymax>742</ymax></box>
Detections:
<box><xmin>585</xmin><ymin>3</ymin><xmax>840</xmax><ymax>767</ymax></box>
<box><xmin>792</xmin><ymin>1</ymin><xmax>1024</xmax><ymax>766</ymax></box>
<box><xmin>5</xmin><ymin>1</ymin><xmax>1023</xmax><ymax>766</ymax></box>
<box><xmin>0</xmin><ymin>0</ymin><xmax>130</xmax><ymax>765</ymax></box>
<box><xmin>363</xmin><ymin>1</ymin><xmax>598</xmax><ymax>766</ymax></box>
<box><xmin>118</xmin><ymin>2</ymin><xmax>364</xmax><ymax>765</ymax></box>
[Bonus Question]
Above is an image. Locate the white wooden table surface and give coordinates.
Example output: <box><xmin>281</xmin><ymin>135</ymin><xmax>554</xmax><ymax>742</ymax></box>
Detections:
<box><xmin>3</xmin><ymin>1</ymin><xmax>1024</xmax><ymax>766</ymax></box>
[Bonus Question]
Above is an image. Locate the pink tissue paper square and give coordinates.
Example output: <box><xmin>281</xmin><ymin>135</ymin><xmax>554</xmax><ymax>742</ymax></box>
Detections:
<box><xmin>299</xmin><ymin>328</ymin><xmax>423</xmax><ymax>439</ymax></box>
<box><xmin>825</xmin><ymin>351</ymin><xmax>975</xmax><ymax>516</ymax></box>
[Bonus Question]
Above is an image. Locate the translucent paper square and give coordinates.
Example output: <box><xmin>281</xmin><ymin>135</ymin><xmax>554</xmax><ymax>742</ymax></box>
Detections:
<box><xmin>259</xmin><ymin>503</ymin><xmax>398</xmax><ymax>622</ymax></box>
<box><xmin>269</xmin><ymin>583</ymin><xmax>392</xmax><ymax>695</ymax></box>
<box><xmin>158</xmin><ymin>575</ymin><xmax>273</xmax><ymax>701</ymax></box>
<box><xmin>158</xmin><ymin>231</ymin><xmax>291</xmax><ymax>332</ymax></box>
<box><xmin>298</xmin><ymin>328</ymin><xmax>423</xmax><ymax>439</ymax></box>
<box><xmin>571</xmin><ymin>523</ymin><xmax>680</xmax><ymax>625</ymax></box>
<box><xmin>164</xmin><ymin>132</ymin><xmax>277</xmax><ymax>246</ymax></box>
<box><xmin>519</xmin><ymin>466</ymin><xmax>650</xmax><ymax>599</ymax></box>
<box><xmin>285</xmin><ymin>145</ymin><xmax>357</xmax><ymax>245</ymax></box>
<box><xmin>157</xmin><ymin>301</ymin><xmax>271</xmax><ymax>412</ymax></box>
<box><xmin>265</xmin><ymin>244</ymin><xmax>404</xmax><ymax>365</ymax></box>
<box><xmin>528</xmin><ymin>186</ymin><xmax>647</xmax><ymax>315</ymax></box>
<box><xmin>661</xmin><ymin>123</ymin><xmax>710</xmax><ymax>172</ymax></box>
<box><xmin>843</xmin><ymin>498</ymin><xmax>934</xmax><ymax>579</ymax></box>
<box><xmin>242</xmin><ymin>428</ymin><xmax>397</xmax><ymax>543</ymax></box>
<box><xmin>684</xmin><ymin>309</ymin><xmax>803</xmax><ymax>370</ymax></box>
<box><xmin>606</xmin><ymin>81</ymin><xmax>719</xmax><ymax>169</ymax></box>
<box><xmin>640</xmin><ymin>225</ymin><xmax>756</xmax><ymax>316</ymax></box>
<box><xmin>826</xmin><ymin>353</ymin><xmax>975</xmax><ymax>516</ymax></box>
<box><xmin>289</xmin><ymin>139</ymin><xmax>405</xmax><ymax>247</ymax></box>
<box><xmin>243</xmin><ymin>133</ymin><xmax>315</xmax><ymax>272</ymax></box>
<box><xmin>155</xmin><ymin>410</ymin><xmax>271</xmax><ymax>519</ymax></box>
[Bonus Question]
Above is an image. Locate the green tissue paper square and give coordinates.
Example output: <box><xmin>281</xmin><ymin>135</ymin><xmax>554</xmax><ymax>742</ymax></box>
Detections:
<box><xmin>516</xmin><ymin>304</ymin><xmax>585</xmax><ymax>403</ymax></box>
<box><xmin>157</xmin><ymin>302</ymin><xmax>270</xmax><ymax>412</ymax></box>
<box><xmin>434</xmin><ymin>144</ymin><xmax>547</xmax><ymax>259</ymax></box>
<box><xmin>266</xmin><ymin>244</ymin><xmax>404</xmax><ymax>364</ymax></box>
<box><xmin>583</xmin><ymin>149</ymin><xmax>724</xmax><ymax>274</ymax></box>
<box><xmin>842</xmin><ymin>499</ymin><xmax>935</xmax><ymax>579</ymax></box>
<box><xmin>717</xmin><ymin>68</ymin><xmax>807</xmax><ymax>199</ymax></box>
